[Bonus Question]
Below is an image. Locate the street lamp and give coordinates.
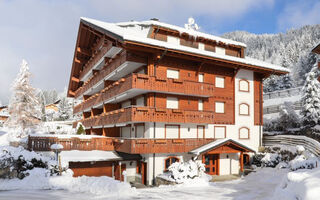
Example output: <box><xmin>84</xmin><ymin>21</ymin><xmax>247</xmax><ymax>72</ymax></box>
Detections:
<box><xmin>50</xmin><ymin>143</ymin><xmax>63</xmax><ymax>175</ymax></box>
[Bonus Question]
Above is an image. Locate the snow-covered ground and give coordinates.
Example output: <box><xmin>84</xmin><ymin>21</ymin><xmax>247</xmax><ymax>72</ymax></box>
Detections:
<box><xmin>0</xmin><ymin>168</ymin><xmax>288</xmax><ymax>200</ymax></box>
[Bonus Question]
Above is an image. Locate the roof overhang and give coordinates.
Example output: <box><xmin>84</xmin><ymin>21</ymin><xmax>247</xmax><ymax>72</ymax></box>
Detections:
<box><xmin>189</xmin><ymin>138</ymin><xmax>255</xmax><ymax>155</ymax></box>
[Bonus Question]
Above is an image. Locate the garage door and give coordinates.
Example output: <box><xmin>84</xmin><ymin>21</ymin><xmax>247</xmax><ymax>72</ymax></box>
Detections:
<box><xmin>69</xmin><ymin>161</ymin><xmax>113</xmax><ymax>177</ymax></box>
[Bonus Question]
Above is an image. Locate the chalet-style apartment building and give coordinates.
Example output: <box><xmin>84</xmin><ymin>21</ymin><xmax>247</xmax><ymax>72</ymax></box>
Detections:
<box><xmin>67</xmin><ymin>17</ymin><xmax>289</xmax><ymax>185</ymax></box>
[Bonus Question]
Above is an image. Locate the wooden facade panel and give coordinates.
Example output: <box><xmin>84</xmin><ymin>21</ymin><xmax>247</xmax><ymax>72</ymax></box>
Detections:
<box><xmin>254</xmin><ymin>73</ymin><xmax>263</xmax><ymax>125</ymax></box>
<box><xmin>225</xmin><ymin>48</ymin><xmax>241</xmax><ymax>57</ymax></box>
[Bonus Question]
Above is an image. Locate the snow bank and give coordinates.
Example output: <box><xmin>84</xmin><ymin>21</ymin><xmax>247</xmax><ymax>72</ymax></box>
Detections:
<box><xmin>0</xmin><ymin>169</ymin><xmax>136</xmax><ymax>198</ymax></box>
<box><xmin>289</xmin><ymin>155</ymin><xmax>318</xmax><ymax>171</ymax></box>
<box><xmin>274</xmin><ymin>167</ymin><xmax>320</xmax><ymax>200</ymax></box>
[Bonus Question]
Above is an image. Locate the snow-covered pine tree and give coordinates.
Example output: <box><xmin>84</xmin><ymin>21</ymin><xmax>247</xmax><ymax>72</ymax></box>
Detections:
<box><xmin>57</xmin><ymin>97</ymin><xmax>72</xmax><ymax>121</ymax></box>
<box><xmin>278</xmin><ymin>101</ymin><xmax>300</xmax><ymax>131</ymax></box>
<box><xmin>5</xmin><ymin>60</ymin><xmax>41</xmax><ymax>137</ymax></box>
<box><xmin>300</xmin><ymin>64</ymin><xmax>320</xmax><ymax>128</ymax></box>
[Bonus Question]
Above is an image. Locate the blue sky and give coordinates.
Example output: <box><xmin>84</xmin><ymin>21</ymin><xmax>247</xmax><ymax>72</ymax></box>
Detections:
<box><xmin>0</xmin><ymin>0</ymin><xmax>320</xmax><ymax>104</ymax></box>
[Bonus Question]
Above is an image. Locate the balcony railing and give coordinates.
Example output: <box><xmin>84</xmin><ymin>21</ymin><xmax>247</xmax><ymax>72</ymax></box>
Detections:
<box><xmin>80</xmin><ymin>107</ymin><xmax>214</xmax><ymax>127</ymax></box>
<box><xmin>114</xmin><ymin>138</ymin><xmax>215</xmax><ymax>154</ymax></box>
<box><xmin>75</xmin><ymin>51</ymin><xmax>147</xmax><ymax>98</ymax></box>
<box><xmin>28</xmin><ymin>135</ymin><xmax>214</xmax><ymax>154</ymax></box>
<box><xmin>28</xmin><ymin>135</ymin><xmax>114</xmax><ymax>151</ymax></box>
<box><xmin>73</xmin><ymin>74</ymin><xmax>215</xmax><ymax>114</ymax></box>
<box><xmin>79</xmin><ymin>41</ymin><xmax>113</xmax><ymax>81</ymax></box>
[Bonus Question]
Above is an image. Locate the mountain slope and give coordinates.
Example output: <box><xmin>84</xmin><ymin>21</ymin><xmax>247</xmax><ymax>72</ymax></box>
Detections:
<box><xmin>222</xmin><ymin>25</ymin><xmax>320</xmax><ymax>92</ymax></box>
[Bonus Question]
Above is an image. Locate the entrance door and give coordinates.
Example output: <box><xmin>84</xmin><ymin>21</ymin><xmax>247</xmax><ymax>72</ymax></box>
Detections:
<box><xmin>203</xmin><ymin>154</ymin><xmax>219</xmax><ymax>175</ymax></box>
<box><xmin>114</xmin><ymin>163</ymin><xmax>126</xmax><ymax>181</ymax></box>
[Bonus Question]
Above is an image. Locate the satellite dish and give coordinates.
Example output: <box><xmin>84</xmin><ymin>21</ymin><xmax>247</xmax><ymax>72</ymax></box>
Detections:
<box><xmin>188</xmin><ymin>17</ymin><xmax>195</xmax><ymax>25</ymax></box>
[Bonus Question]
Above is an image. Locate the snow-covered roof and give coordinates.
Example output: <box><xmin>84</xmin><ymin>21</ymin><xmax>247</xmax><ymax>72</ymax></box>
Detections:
<box><xmin>189</xmin><ymin>138</ymin><xmax>255</xmax><ymax>155</ymax></box>
<box><xmin>30</xmin><ymin>133</ymin><xmax>106</xmax><ymax>139</ymax></box>
<box><xmin>116</xmin><ymin>20</ymin><xmax>247</xmax><ymax>48</ymax></box>
<box><xmin>80</xmin><ymin>17</ymin><xmax>290</xmax><ymax>74</ymax></box>
<box><xmin>60</xmin><ymin>150</ymin><xmax>122</xmax><ymax>167</ymax></box>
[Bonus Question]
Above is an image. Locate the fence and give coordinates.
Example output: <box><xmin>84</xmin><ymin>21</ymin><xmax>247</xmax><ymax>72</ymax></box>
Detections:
<box><xmin>263</xmin><ymin>87</ymin><xmax>302</xmax><ymax>100</ymax></box>
<box><xmin>263</xmin><ymin>135</ymin><xmax>320</xmax><ymax>156</ymax></box>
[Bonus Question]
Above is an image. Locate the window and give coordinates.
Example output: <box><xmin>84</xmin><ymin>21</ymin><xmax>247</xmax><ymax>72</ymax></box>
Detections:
<box><xmin>215</xmin><ymin>76</ymin><xmax>225</xmax><ymax>88</ymax></box>
<box><xmin>198</xmin><ymin>73</ymin><xmax>204</xmax><ymax>82</ymax></box>
<box><xmin>197</xmin><ymin>125</ymin><xmax>205</xmax><ymax>138</ymax></box>
<box><xmin>215</xmin><ymin>102</ymin><xmax>225</xmax><ymax>113</ymax></box>
<box><xmin>239</xmin><ymin>127</ymin><xmax>249</xmax><ymax>139</ymax></box>
<box><xmin>165</xmin><ymin>157</ymin><xmax>180</xmax><ymax>170</ymax></box>
<box><xmin>121</xmin><ymin>100</ymin><xmax>131</xmax><ymax>108</ymax></box>
<box><xmin>136</xmin><ymin>96</ymin><xmax>145</xmax><ymax>106</ymax></box>
<box><xmin>135</xmin><ymin>124</ymin><xmax>145</xmax><ymax>138</ymax></box>
<box><xmin>239</xmin><ymin>79</ymin><xmax>249</xmax><ymax>92</ymax></box>
<box><xmin>214</xmin><ymin>126</ymin><xmax>226</xmax><ymax>138</ymax></box>
<box><xmin>121</xmin><ymin>126</ymin><xmax>131</xmax><ymax>138</ymax></box>
<box><xmin>165</xmin><ymin>125</ymin><xmax>180</xmax><ymax>139</ymax></box>
<box><xmin>239</xmin><ymin>103</ymin><xmax>249</xmax><ymax>116</ymax></box>
<box><xmin>166</xmin><ymin>97</ymin><xmax>179</xmax><ymax>109</ymax></box>
<box><xmin>198</xmin><ymin>99</ymin><xmax>203</xmax><ymax>111</ymax></box>
<box><xmin>167</xmin><ymin>36</ymin><xmax>179</xmax><ymax>45</ymax></box>
<box><xmin>167</xmin><ymin>69</ymin><xmax>179</xmax><ymax>79</ymax></box>
<box><xmin>215</xmin><ymin>46</ymin><xmax>226</xmax><ymax>55</ymax></box>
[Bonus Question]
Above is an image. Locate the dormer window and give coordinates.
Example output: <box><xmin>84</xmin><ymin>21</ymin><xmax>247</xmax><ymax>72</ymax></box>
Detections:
<box><xmin>215</xmin><ymin>46</ymin><xmax>226</xmax><ymax>55</ymax></box>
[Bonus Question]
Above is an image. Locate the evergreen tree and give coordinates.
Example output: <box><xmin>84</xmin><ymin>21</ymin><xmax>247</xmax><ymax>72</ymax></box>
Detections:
<box><xmin>278</xmin><ymin>102</ymin><xmax>300</xmax><ymax>130</ymax></box>
<box><xmin>57</xmin><ymin>97</ymin><xmax>71</xmax><ymax>121</ymax></box>
<box><xmin>5</xmin><ymin>60</ymin><xmax>41</xmax><ymax>137</ymax></box>
<box><xmin>300</xmin><ymin>65</ymin><xmax>320</xmax><ymax>128</ymax></box>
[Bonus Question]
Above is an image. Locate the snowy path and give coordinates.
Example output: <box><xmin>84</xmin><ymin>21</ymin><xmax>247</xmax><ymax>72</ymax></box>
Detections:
<box><xmin>0</xmin><ymin>168</ymin><xmax>288</xmax><ymax>200</ymax></box>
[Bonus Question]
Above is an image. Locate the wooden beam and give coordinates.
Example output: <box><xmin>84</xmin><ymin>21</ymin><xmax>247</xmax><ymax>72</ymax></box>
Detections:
<box><xmin>71</xmin><ymin>76</ymin><xmax>80</xmax><ymax>83</ymax></box>
<box><xmin>75</xmin><ymin>58</ymin><xmax>82</xmax><ymax>64</ymax></box>
<box><xmin>68</xmin><ymin>90</ymin><xmax>75</xmax><ymax>97</ymax></box>
<box><xmin>77</xmin><ymin>47</ymin><xmax>91</xmax><ymax>57</ymax></box>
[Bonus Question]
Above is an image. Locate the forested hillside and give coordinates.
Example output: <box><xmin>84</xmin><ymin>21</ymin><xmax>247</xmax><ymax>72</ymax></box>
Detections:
<box><xmin>223</xmin><ymin>25</ymin><xmax>320</xmax><ymax>92</ymax></box>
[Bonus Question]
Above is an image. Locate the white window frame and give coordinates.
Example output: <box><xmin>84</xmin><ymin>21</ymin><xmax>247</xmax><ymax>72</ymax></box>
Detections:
<box><xmin>215</xmin><ymin>46</ymin><xmax>226</xmax><ymax>55</ymax></box>
<box><xmin>239</xmin><ymin>103</ymin><xmax>249</xmax><ymax>116</ymax></box>
<box><xmin>167</xmin><ymin>69</ymin><xmax>179</xmax><ymax>79</ymax></box>
<box><xmin>198</xmin><ymin>99</ymin><xmax>203</xmax><ymax>111</ymax></box>
<box><xmin>215</xmin><ymin>76</ymin><xmax>225</xmax><ymax>88</ymax></box>
<box><xmin>198</xmin><ymin>73</ymin><xmax>204</xmax><ymax>83</ymax></box>
<box><xmin>215</xmin><ymin>101</ymin><xmax>225</xmax><ymax>113</ymax></box>
<box><xmin>239</xmin><ymin>79</ymin><xmax>249</xmax><ymax>92</ymax></box>
<box><xmin>166</xmin><ymin>97</ymin><xmax>179</xmax><ymax>109</ymax></box>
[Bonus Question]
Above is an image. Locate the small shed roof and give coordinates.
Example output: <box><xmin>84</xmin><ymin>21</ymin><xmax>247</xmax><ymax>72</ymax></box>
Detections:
<box><xmin>189</xmin><ymin>138</ymin><xmax>255</xmax><ymax>155</ymax></box>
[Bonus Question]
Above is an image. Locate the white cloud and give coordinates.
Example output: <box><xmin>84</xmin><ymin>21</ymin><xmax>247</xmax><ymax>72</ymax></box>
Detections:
<box><xmin>277</xmin><ymin>0</ymin><xmax>320</xmax><ymax>31</ymax></box>
<box><xmin>0</xmin><ymin>0</ymin><xmax>274</xmax><ymax>104</ymax></box>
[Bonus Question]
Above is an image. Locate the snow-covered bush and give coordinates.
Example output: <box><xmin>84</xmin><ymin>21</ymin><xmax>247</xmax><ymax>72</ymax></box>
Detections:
<box><xmin>76</xmin><ymin>122</ymin><xmax>85</xmax><ymax>135</ymax></box>
<box><xmin>158</xmin><ymin>160</ymin><xmax>211</xmax><ymax>184</ymax></box>
<box><xmin>261</xmin><ymin>153</ymin><xmax>282</xmax><ymax>167</ymax></box>
<box><xmin>0</xmin><ymin>146</ymin><xmax>56</xmax><ymax>179</ymax></box>
<box><xmin>289</xmin><ymin>155</ymin><xmax>318</xmax><ymax>171</ymax></box>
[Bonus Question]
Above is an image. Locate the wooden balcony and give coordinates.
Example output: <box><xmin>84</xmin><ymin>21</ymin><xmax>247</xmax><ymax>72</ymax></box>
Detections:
<box><xmin>80</xmin><ymin>107</ymin><xmax>214</xmax><ymax>127</ymax></box>
<box><xmin>28</xmin><ymin>135</ymin><xmax>114</xmax><ymax>151</ymax></box>
<box><xmin>79</xmin><ymin>40</ymin><xmax>113</xmax><ymax>81</ymax></box>
<box><xmin>114</xmin><ymin>138</ymin><xmax>215</xmax><ymax>154</ymax></box>
<box><xmin>28</xmin><ymin>135</ymin><xmax>214</xmax><ymax>154</ymax></box>
<box><xmin>75</xmin><ymin>51</ymin><xmax>147</xmax><ymax>98</ymax></box>
<box><xmin>73</xmin><ymin>74</ymin><xmax>215</xmax><ymax>114</ymax></box>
